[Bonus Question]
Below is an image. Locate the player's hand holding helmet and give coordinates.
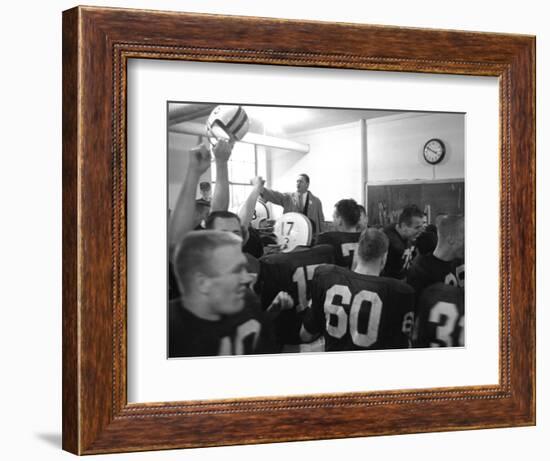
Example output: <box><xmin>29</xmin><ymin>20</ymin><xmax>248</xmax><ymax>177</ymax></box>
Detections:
<box><xmin>206</xmin><ymin>105</ymin><xmax>250</xmax><ymax>145</ymax></box>
<box><xmin>211</xmin><ymin>138</ymin><xmax>234</xmax><ymax>163</ymax></box>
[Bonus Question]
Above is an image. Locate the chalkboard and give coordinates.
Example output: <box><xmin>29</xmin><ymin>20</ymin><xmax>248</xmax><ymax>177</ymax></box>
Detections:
<box><xmin>367</xmin><ymin>181</ymin><xmax>464</xmax><ymax>226</ymax></box>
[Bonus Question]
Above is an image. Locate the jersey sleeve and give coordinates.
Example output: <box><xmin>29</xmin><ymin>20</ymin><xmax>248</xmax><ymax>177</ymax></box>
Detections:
<box><xmin>254</xmin><ymin>312</ymin><xmax>282</xmax><ymax>354</ymax></box>
<box><xmin>316</xmin><ymin>233</ymin><xmax>330</xmax><ymax>246</ymax></box>
<box><xmin>301</xmin><ymin>267</ymin><xmax>327</xmax><ymax>337</ymax></box>
<box><xmin>406</xmin><ymin>256</ymin><xmax>429</xmax><ymax>301</ymax></box>
<box><xmin>258</xmin><ymin>258</ymin><xmax>281</xmax><ymax>310</ymax></box>
<box><xmin>383</xmin><ymin>282</ymin><xmax>415</xmax><ymax>348</ymax></box>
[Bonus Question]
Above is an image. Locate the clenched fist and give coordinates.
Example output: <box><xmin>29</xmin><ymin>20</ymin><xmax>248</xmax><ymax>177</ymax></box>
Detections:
<box><xmin>189</xmin><ymin>142</ymin><xmax>212</xmax><ymax>175</ymax></box>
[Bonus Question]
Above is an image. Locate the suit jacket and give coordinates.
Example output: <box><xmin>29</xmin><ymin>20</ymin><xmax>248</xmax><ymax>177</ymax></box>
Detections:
<box><xmin>261</xmin><ymin>188</ymin><xmax>325</xmax><ymax>237</ymax></box>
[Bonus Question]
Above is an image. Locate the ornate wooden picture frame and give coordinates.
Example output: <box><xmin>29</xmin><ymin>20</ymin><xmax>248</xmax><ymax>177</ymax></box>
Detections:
<box><xmin>62</xmin><ymin>6</ymin><xmax>535</xmax><ymax>455</ymax></box>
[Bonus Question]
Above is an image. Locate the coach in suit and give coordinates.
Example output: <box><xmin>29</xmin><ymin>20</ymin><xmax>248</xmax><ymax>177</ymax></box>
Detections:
<box><xmin>260</xmin><ymin>174</ymin><xmax>325</xmax><ymax>237</ymax></box>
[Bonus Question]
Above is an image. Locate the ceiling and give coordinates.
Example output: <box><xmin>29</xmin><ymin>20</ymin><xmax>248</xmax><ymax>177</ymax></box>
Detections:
<box><xmin>168</xmin><ymin>102</ymin><xmax>404</xmax><ymax>136</ymax></box>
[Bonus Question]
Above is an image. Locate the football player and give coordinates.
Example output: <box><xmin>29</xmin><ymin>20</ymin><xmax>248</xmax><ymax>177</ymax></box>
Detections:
<box><xmin>169</xmin><ymin>230</ymin><xmax>291</xmax><ymax>357</ymax></box>
<box><xmin>317</xmin><ymin>199</ymin><xmax>362</xmax><ymax>268</ymax></box>
<box><xmin>301</xmin><ymin>228</ymin><xmax>415</xmax><ymax>351</ymax></box>
<box><xmin>260</xmin><ymin>246</ymin><xmax>335</xmax><ymax>346</ymax></box>
<box><xmin>260</xmin><ymin>213</ymin><xmax>335</xmax><ymax>347</ymax></box>
<box><xmin>381</xmin><ymin>204</ymin><xmax>425</xmax><ymax>280</ymax></box>
<box><xmin>413</xmin><ymin>282</ymin><xmax>464</xmax><ymax>348</ymax></box>
<box><xmin>406</xmin><ymin>215</ymin><xmax>465</xmax><ymax>299</ymax></box>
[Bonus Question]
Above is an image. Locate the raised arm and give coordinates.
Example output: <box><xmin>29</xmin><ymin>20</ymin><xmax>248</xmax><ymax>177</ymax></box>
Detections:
<box><xmin>168</xmin><ymin>142</ymin><xmax>211</xmax><ymax>260</ymax></box>
<box><xmin>238</xmin><ymin>176</ymin><xmax>265</xmax><ymax>229</ymax></box>
<box><xmin>260</xmin><ymin>187</ymin><xmax>292</xmax><ymax>208</ymax></box>
<box><xmin>210</xmin><ymin>139</ymin><xmax>234</xmax><ymax>212</ymax></box>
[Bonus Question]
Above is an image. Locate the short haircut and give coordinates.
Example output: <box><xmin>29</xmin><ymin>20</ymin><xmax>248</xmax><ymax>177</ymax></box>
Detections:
<box><xmin>334</xmin><ymin>198</ymin><xmax>360</xmax><ymax>227</ymax></box>
<box><xmin>398</xmin><ymin>204</ymin><xmax>424</xmax><ymax>226</ymax></box>
<box><xmin>357</xmin><ymin>204</ymin><xmax>366</xmax><ymax>215</ymax></box>
<box><xmin>174</xmin><ymin>230</ymin><xmax>242</xmax><ymax>292</ymax></box>
<box><xmin>199</xmin><ymin>181</ymin><xmax>211</xmax><ymax>192</ymax></box>
<box><xmin>357</xmin><ymin>228</ymin><xmax>389</xmax><ymax>263</ymax></box>
<box><xmin>437</xmin><ymin>215</ymin><xmax>465</xmax><ymax>241</ymax></box>
<box><xmin>299</xmin><ymin>173</ymin><xmax>310</xmax><ymax>184</ymax></box>
<box><xmin>204</xmin><ymin>210</ymin><xmax>241</xmax><ymax>229</ymax></box>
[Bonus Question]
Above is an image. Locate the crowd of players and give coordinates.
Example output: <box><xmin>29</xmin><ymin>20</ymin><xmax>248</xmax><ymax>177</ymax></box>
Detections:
<box><xmin>168</xmin><ymin>139</ymin><xmax>465</xmax><ymax>357</ymax></box>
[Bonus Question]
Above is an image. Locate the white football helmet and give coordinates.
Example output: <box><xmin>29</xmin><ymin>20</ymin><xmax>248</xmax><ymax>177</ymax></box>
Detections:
<box><xmin>206</xmin><ymin>105</ymin><xmax>249</xmax><ymax>144</ymax></box>
<box><xmin>273</xmin><ymin>212</ymin><xmax>312</xmax><ymax>253</ymax></box>
<box><xmin>236</xmin><ymin>200</ymin><xmax>270</xmax><ymax>229</ymax></box>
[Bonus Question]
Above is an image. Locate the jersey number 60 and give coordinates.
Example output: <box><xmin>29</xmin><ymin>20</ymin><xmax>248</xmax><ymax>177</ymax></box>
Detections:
<box><xmin>324</xmin><ymin>285</ymin><xmax>383</xmax><ymax>348</ymax></box>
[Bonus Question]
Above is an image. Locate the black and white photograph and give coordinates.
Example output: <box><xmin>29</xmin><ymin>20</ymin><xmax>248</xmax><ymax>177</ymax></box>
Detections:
<box><xmin>167</xmin><ymin>103</ymin><xmax>465</xmax><ymax>358</ymax></box>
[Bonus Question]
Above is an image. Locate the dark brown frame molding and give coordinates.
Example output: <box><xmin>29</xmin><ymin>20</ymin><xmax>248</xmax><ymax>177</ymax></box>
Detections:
<box><xmin>62</xmin><ymin>5</ymin><xmax>536</xmax><ymax>455</ymax></box>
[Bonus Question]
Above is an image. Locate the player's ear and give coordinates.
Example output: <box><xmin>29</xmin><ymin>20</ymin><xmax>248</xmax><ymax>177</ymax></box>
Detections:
<box><xmin>195</xmin><ymin>271</ymin><xmax>212</xmax><ymax>294</ymax></box>
<box><xmin>447</xmin><ymin>234</ymin><xmax>456</xmax><ymax>247</ymax></box>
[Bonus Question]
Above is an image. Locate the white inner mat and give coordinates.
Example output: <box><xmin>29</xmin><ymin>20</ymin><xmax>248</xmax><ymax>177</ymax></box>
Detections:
<box><xmin>127</xmin><ymin>59</ymin><xmax>499</xmax><ymax>403</ymax></box>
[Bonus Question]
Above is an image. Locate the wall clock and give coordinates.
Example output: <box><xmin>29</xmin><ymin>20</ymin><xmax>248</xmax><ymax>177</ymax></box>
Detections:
<box><xmin>423</xmin><ymin>138</ymin><xmax>446</xmax><ymax>165</ymax></box>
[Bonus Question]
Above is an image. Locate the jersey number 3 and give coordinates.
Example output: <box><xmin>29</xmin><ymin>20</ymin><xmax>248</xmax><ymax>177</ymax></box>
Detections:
<box><xmin>428</xmin><ymin>302</ymin><xmax>464</xmax><ymax>347</ymax></box>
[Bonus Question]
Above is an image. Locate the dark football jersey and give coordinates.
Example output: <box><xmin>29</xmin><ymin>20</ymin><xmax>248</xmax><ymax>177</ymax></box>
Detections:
<box><xmin>382</xmin><ymin>225</ymin><xmax>415</xmax><ymax>280</ymax></box>
<box><xmin>406</xmin><ymin>253</ymin><xmax>465</xmax><ymax>302</ymax></box>
<box><xmin>168</xmin><ymin>290</ymin><xmax>276</xmax><ymax>357</ymax></box>
<box><xmin>243</xmin><ymin>226</ymin><xmax>264</xmax><ymax>259</ymax></box>
<box><xmin>316</xmin><ymin>231</ymin><xmax>361</xmax><ymax>268</ymax></box>
<box><xmin>414</xmin><ymin>283</ymin><xmax>465</xmax><ymax>348</ymax></box>
<box><xmin>259</xmin><ymin>244</ymin><xmax>335</xmax><ymax>344</ymax></box>
<box><xmin>303</xmin><ymin>265</ymin><xmax>415</xmax><ymax>351</ymax></box>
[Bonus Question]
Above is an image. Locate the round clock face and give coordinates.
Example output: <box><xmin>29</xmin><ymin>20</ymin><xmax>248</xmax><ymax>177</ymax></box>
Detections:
<box><xmin>423</xmin><ymin>138</ymin><xmax>446</xmax><ymax>165</ymax></box>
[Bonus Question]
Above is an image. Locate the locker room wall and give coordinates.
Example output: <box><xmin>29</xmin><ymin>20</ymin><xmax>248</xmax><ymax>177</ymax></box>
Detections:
<box><xmin>367</xmin><ymin>112</ymin><xmax>465</xmax><ymax>183</ymax></box>
<box><xmin>267</xmin><ymin>121</ymin><xmax>363</xmax><ymax>219</ymax></box>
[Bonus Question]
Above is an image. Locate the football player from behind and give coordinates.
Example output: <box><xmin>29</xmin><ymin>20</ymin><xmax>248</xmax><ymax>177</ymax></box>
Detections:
<box><xmin>406</xmin><ymin>215</ymin><xmax>465</xmax><ymax>300</ymax></box>
<box><xmin>301</xmin><ymin>228</ymin><xmax>415</xmax><ymax>351</ymax></box>
<box><xmin>317</xmin><ymin>198</ymin><xmax>362</xmax><ymax>269</ymax></box>
<box><xmin>260</xmin><ymin>213</ymin><xmax>335</xmax><ymax>348</ymax></box>
<box><xmin>413</xmin><ymin>282</ymin><xmax>464</xmax><ymax>348</ymax></box>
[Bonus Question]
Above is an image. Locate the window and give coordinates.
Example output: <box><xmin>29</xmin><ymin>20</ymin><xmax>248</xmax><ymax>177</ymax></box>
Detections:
<box><xmin>211</xmin><ymin>143</ymin><xmax>266</xmax><ymax>212</ymax></box>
